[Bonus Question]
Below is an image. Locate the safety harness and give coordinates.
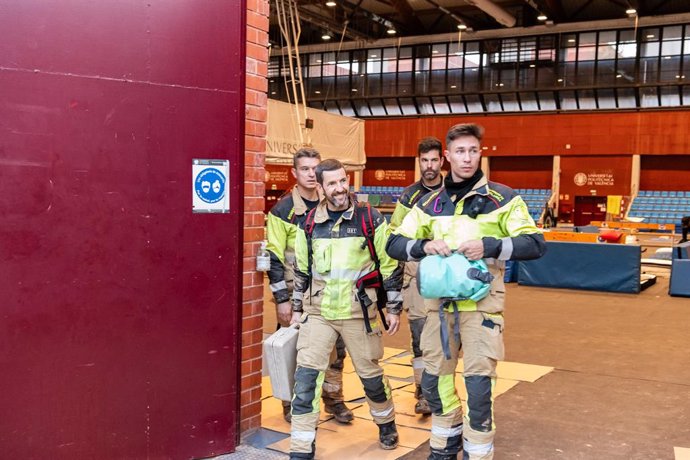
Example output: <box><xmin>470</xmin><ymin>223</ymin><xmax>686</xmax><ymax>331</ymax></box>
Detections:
<box><xmin>304</xmin><ymin>202</ymin><xmax>389</xmax><ymax>333</ymax></box>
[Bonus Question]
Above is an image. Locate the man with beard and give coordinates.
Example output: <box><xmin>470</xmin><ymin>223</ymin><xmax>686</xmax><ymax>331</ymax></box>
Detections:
<box><xmin>386</xmin><ymin>124</ymin><xmax>546</xmax><ymax>460</ymax></box>
<box><xmin>288</xmin><ymin>159</ymin><xmax>403</xmax><ymax>459</ymax></box>
<box><xmin>389</xmin><ymin>137</ymin><xmax>445</xmax><ymax>416</ymax></box>
<box><xmin>266</xmin><ymin>148</ymin><xmax>353</xmax><ymax>424</ymax></box>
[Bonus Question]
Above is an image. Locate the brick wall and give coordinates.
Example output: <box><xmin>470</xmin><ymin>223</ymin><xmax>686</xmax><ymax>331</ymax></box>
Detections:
<box><xmin>241</xmin><ymin>0</ymin><xmax>269</xmax><ymax>439</ymax></box>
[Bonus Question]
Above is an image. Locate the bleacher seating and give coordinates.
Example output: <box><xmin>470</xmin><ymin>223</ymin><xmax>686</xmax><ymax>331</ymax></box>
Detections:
<box><xmin>355</xmin><ymin>186</ymin><xmax>405</xmax><ymax>204</ymax></box>
<box><xmin>628</xmin><ymin>191</ymin><xmax>690</xmax><ymax>229</ymax></box>
<box><xmin>515</xmin><ymin>188</ymin><xmax>552</xmax><ymax>223</ymax></box>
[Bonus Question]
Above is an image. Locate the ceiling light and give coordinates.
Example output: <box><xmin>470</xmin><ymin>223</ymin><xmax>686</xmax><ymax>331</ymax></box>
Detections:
<box><xmin>450</xmin><ymin>85</ymin><xmax>457</xmax><ymax>89</ymax></box>
<box><xmin>457</xmin><ymin>24</ymin><xmax>467</xmax><ymax>30</ymax></box>
<box><xmin>371</xmin><ymin>54</ymin><xmax>377</xmax><ymax>58</ymax></box>
<box><xmin>557</xmin><ymin>78</ymin><xmax>563</xmax><ymax>82</ymax></box>
<box><xmin>537</xmin><ymin>14</ymin><xmax>547</xmax><ymax>21</ymax></box>
<box><xmin>432</xmin><ymin>50</ymin><xmax>439</xmax><ymax>54</ymax></box>
<box><xmin>315</xmin><ymin>90</ymin><xmax>321</xmax><ymax>94</ymax></box>
<box><xmin>322</xmin><ymin>34</ymin><xmax>331</xmax><ymax>40</ymax></box>
<box><xmin>626</xmin><ymin>8</ymin><xmax>637</xmax><ymax>15</ymax></box>
<box><xmin>529</xmin><ymin>64</ymin><xmax>535</xmax><ymax>68</ymax></box>
<box><xmin>271</xmin><ymin>91</ymin><xmax>276</xmax><ymax>95</ymax></box>
<box><xmin>664</xmin><ymin>56</ymin><xmax>671</xmax><ymax>59</ymax></box>
<box><xmin>316</xmin><ymin>59</ymin><xmax>322</xmax><ymax>63</ymax></box>
<box><xmin>352</xmin><ymin>88</ymin><xmax>358</xmax><ymax>92</ymax></box>
<box><xmin>387</xmin><ymin>28</ymin><xmax>396</xmax><ymax>35</ymax></box>
<box><xmin>497</xmin><ymin>83</ymin><xmax>504</xmax><ymax>87</ymax></box>
<box><xmin>326</xmin><ymin>0</ymin><xmax>336</xmax><ymax>6</ymax></box>
<box><xmin>616</xmin><ymin>74</ymin><xmax>622</xmax><ymax>78</ymax></box>
<box><xmin>646</xmin><ymin>34</ymin><xmax>655</xmax><ymax>39</ymax></box>
<box><xmin>567</xmin><ymin>38</ymin><xmax>575</xmax><ymax>43</ymax></box>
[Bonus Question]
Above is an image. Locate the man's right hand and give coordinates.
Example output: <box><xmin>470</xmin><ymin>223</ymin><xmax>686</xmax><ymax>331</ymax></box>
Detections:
<box><xmin>289</xmin><ymin>311</ymin><xmax>302</xmax><ymax>325</ymax></box>
<box><xmin>423</xmin><ymin>239</ymin><xmax>452</xmax><ymax>257</ymax></box>
<box><xmin>277</xmin><ymin>301</ymin><xmax>292</xmax><ymax>327</ymax></box>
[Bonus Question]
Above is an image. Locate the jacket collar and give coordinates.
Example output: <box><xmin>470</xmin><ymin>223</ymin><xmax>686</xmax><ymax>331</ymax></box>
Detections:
<box><xmin>291</xmin><ymin>186</ymin><xmax>322</xmax><ymax>216</ymax></box>
<box><xmin>312</xmin><ymin>195</ymin><xmax>356</xmax><ymax>224</ymax></box>
<box><xmin>439</xmin><ymin>174</ymin><xmax>490</xmax><ymax>205</ymax></box>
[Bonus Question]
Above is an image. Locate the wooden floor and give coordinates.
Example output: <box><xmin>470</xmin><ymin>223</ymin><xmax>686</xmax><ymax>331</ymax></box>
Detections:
<box><xmin>262</xmin><ymin>267</ymin><xmax>690</xmax><ymax>459</ymax></box>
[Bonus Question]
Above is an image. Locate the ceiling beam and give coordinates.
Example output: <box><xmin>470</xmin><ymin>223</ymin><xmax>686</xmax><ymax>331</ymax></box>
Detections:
<box><xmin>540</xmin><ymin>0</ymin><xmax>566</xmax><ymax>22</ymax></box>
<box><xmin>387</xmin><ymin>0</ymin><xmax>427</xmax><ymax>33</ymax></box>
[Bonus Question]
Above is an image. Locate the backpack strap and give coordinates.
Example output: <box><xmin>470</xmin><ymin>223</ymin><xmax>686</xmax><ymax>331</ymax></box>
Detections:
<box><xmin>304</xmin><ymin>208</ymin><xmax>317</xmax><ymax>295</ymax></box>
<box><xmin>355</xmin><ymin>203</ymin><xmax>389</xmax><ymax>331</ymax></box>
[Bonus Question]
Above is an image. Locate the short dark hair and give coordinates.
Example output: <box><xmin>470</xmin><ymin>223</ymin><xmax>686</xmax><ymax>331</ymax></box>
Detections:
<box><xmin>446</xmin><ymin>123</ymin><xmax>484</xmax><ymax>147</ymax></box>
<box><xmin>418</xmin><ymin>137</ymin><xmax>442</xmax><ymax>156</ymax></box>
<box><xmin>293</xmin><ymin>147</ymin><xmax>321</xmax><ymax>168</ymax></box>
<box><xmin>315</xmin><ymin>158</ymin><xmax>345</xmax><ymax>185</ymax></box>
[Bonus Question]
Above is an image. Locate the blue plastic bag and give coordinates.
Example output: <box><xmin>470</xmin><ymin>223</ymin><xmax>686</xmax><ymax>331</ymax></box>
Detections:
<box><xmin>417</xmin><ymin>253</ymin><xmax>493</xmax><ymax>301</ymax></box>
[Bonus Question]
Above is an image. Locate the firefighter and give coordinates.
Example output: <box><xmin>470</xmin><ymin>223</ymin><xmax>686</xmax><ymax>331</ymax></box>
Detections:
<box><xmin>389</xmin><ymin>136</ymin><xmax>445</xmax><ymax>416</ymax></box>
<box><xmin>386</xmin><ymin>124</ymin><xmax>546</xmax><ymax>460</ymax></box>
<box><xmin>266</xmin><ymin>148</ymin><xmax>353</xmax><ymax>424</ymax></box>
<box><xmin>289</xmin><ymin>159</ymin><xmax>403</xmax><ymax>459</ymax></box>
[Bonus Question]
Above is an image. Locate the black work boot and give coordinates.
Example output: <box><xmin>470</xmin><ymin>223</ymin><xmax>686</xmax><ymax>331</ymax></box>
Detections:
<box><xmin>323</xmin><ymin>401</ymin><xmax>354</xmax><ymax>423</ymax></box>
<box><xmin>427</xmin><ymin>450</ymin><xmax>458</xmax><ymax>460</ymax></box>
<box><xmin>414</xmin><ymin>385</ymin><xmax>432</xmax><ymax>415</ymax></box>
<box><xmin>378</xmin><ymin>420</ymin><xmax>399</xmax><ymax>450</ymax></box>
<box><xmin>282</xmin><ymin>400</ymin><xmax>292</xmax><ymax>423</ymax></box>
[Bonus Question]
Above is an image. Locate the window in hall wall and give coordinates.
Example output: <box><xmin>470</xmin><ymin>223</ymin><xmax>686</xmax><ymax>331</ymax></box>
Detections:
<box><xmin>399</xmin><ymin>97</ymin><xmax>417</xmax><ymax>115</ymax></box>
<box><xmin>617</xmin><ymin>88</ymin><xmax>637</xmax><ymax>108</ymax></box>
<box><xmin>660</xmin><ymin>86</ymin><xmax>681</xmax><ymax>106</ymax></box>
<box><xmin>338</xmin><ymin>99</ymin><xmax>356</xmax><ymax>117</ymax></box>
<box><xmin>354</xmin><ymin>100</ymin><xmax>372</xmax><ymax>117</ymax></box>
<box><xmin>501</xmin><ymin>92</ymin><xmax>520</xmax><ymax>112</ymax></box>
<box><xmin>560</xmin><ymin>90</ymin><xmax>578</xmax><ymax>110</ymax></box>
<box><xmin>465</xmin><ymin>94</ymin><xmax>483</xmax><ymax>112</ymax></box>
<box><xmin>597</xmin><ymin>89</ymin><xmax>616</xmax><ymax>109</ymax></box>
<box><xmin>432</xmin><ymin>97</ymin><xmax>451</xmax><ymax>114</ymax></box>
<box><xmin>484</xmin><ymin>93</ymin><xmax>501</xmax><ymax>112</ymax></box>
<box><xmin>369</xmin><ymin>99</ymin><xmax>387</xmax><ymax>116</ymax></box>
<box><xmin>448</xmin><ymin>95</ymin><xmax>467</xmax><ymax>113</ymax></box>
<box><xmin>381</xmin><ymin>74</ymin><xmax>396</xmax><ymax>97</ymax></box>
<box><xmin>640</xmin><ymin>87</ymin><xmax>660</xmax><ymax>107</ymax></box>
<box><xmin>384</xmin><ymin>98</ymin><xmax>402</xmax><ymax>115</ymax></box>
<box><xmin>579</xmin><ymin>89</ymin><xmax>596</xmax><ymax>109</ymax></box>
<box><xmin>519</xmin><ymin>92</ymin><xmax>539</xmax><ymax>111</ymax></box>
<box><xmin>537</xmin><ymin>91</ymin><xmax>557</xmax><ymax>110</ymax></box>
<box><xmin>417</xmin><ymin>96</ymin><xmax>434</xmax><ymax>115</ymax></box>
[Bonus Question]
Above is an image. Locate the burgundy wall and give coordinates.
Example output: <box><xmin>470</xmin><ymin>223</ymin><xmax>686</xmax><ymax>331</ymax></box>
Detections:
<box><xmin>489</xmin><ymin>156</ymin><xmax>552</xmax><ymax>189</ymax></box>
<box><xmin>0</xmin><ymin>1</ymin><xmax>245</xmax><ymax>459</ymax></box>
<box><xmin>363</xmin><ymin>157</ymin><xmax>417</xmax><ymax>186</ymax></box>
<box><xmin>640</xmin><ymin>155</ymin><xmax>690</xmax><ymax>191</ymax></box>
<box><xmin>559</xmin><ymin>156</ymin><xmax>632</xmax><ymax>221</ymax></box>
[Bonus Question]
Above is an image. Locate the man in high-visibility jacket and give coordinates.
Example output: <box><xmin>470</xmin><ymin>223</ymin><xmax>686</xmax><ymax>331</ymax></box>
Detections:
<box><xmin>266</xmin><ymin>148</ymin><xmax>353</xmax><ymax>424</ymax></box>
<box><xmin>289</xmin><ymin>159</ymin><xmax>403</xmax><ymax>459</ymax></box>
<box><xmin>386</xmin><ymin>124</ymin><xmax>546</xmax><ymax>460</ymax></box>
<box><xmin>389</xmin><ymin>136</ymin><xmax>445</xmax><ymax>416</ymax></box>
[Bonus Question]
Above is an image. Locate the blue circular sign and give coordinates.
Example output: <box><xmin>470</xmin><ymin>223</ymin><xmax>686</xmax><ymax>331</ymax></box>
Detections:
<box><xmin>194</xmin><ymin>168</ymin><xmax>226</xmax><ymax>204</ymax></box>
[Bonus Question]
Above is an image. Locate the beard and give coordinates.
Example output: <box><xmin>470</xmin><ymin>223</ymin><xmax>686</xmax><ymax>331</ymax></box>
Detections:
<box><xmin>423</xmin><ymin>169</ymin><xmax>439</xmax><ymax>180</ymax></box>
<box><xmin>327</xmin><ymin>191</ymin><xmax>349</xmax><ymax>209</ymax></box>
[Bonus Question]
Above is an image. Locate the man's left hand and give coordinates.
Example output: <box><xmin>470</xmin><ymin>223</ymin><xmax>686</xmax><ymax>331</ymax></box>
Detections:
<box><xmin>385</xmin><ymin>313</ymin><xmax>400</xmax><ymax>336</ymax></box>
<box><xmin>457</xmin><ymin>239</ymin><xmax>484</xmax><ymax>261</ymax></box>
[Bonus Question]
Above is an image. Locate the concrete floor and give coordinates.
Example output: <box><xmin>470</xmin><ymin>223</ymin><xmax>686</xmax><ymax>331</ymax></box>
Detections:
<box><xmin>261</xmin><ymin>267</ymin><xmax>690</xmax><ymax>459</ymax></box>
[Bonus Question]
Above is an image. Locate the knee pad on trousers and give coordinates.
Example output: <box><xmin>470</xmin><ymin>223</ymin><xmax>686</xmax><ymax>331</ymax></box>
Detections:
<box><xmin>421</xmin><ymin>371</ymin><xmax>444</xmax><ymax>415</ymax></box>
<box><xmin>292</xmin><ymin>366</ymin><xmax>321</xmax><ymax>416</ymax></box>
<box><xmin>360</xmin><ymin>374</ymin><xmax>388</xmax><ymax>403</ymax></box>
<box><xmin>409</xmin><ymin>317</ymin><xmax>426</xmax><ymax>358</ymax></box>
<box><xmin>465</xmin><ymin>375</ymin><xmax>492</xmax><ymax>432</ymax></box>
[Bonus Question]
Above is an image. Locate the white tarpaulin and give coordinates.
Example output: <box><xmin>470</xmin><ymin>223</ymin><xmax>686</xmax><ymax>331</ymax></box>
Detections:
<box><xmin>266</xmin><ymin>99</ymin><xmax>365</xmax><ymax>170</ymax></box>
